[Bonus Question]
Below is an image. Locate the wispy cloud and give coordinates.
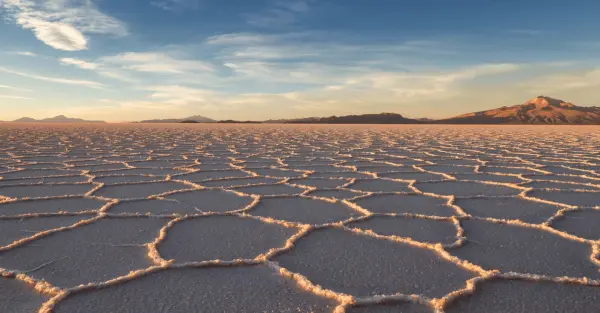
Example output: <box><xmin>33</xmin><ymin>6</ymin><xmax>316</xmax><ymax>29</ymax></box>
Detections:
<box><xmin>97</xmin><ymin>70</ymin><xmax>138</xmax><ymax>83</ymax></box>
<box><xmin>206</xmin><ymin>33</ymin><xmax>270</xmax><ymax>45</ymax></box>
<box><xmin>202</xmin><ymin>33</ymin><xmax>451</xmax><ymax>86</ymax></box>
<box><xmin>101</xmin><ymin>52</ymin><xmax>214</xmax><ymax>74</ymax></box>
<box><xmin>55</xmin><ymin>57</ymin><xmax>137</xmax><ymax>83</ymax></box>
<box><xmin>523</xmin><ymin>68</ymin><xmax>600</xmax><ymax>92</ymax></box>
<box><xmin>1</xmin><ymin>0</ymin><xmax>127</xmax><ymax>51</ymax></box>
<box><xmin>14</xmin><ymin>51</ymin><xmax>37</xmax><ymax>57</ymax></box>
<box><xmin>244</xmin><ymin>0</ymin><xmax>309</xmax><ymax>28</ymax></box>
<box><xmin>145</xmin><ymin>85</ymin><xmax>217</xmax><ymax>104</ymax></box>
<box><xmin>0</xmin><ymin>84</ymin><xmax>33</xmax><ymax>92</ymax></box>
<box><xmin>98</xmin><ymin>62</ymin><xmax>521</xmax><ymax>119</ymax></box>
<box><xmin>0</xmin><ymin>94</ymin><xmax>32</xmax><ymax>100</ymax></box>
<box><xmin>0</xmin><ymin>67</ymin><xmax>103</xmax><ymax>88</ymax></box>
<box><xmin>151</xmin><ymin>0</ymin><xmax>201</xmax><ymax>11</ymax></box>
<box><xmin>60</xmin><ymin>58</ymin><xmax>100</xmax><ymax>70</ymax></box>
<box><xmin>280</xmin><ymin>0</ymin><xmax>309</xmax><ymax>13</ymax></box>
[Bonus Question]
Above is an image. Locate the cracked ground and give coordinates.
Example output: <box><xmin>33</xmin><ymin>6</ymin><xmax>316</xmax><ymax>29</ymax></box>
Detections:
<box><xmin>0</xmin><ymin>124</ymin><xmax>599</xmax><ymax>313</ymax></box>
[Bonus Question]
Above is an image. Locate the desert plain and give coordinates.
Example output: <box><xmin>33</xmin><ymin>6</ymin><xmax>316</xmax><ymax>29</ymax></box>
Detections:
<box><xmin>0</xmin><ymin>123</ymin><xmax>599</xmax><ymax>313</ymax></box>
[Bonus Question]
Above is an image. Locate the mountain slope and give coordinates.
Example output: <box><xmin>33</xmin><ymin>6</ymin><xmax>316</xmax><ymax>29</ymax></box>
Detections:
<box><xmin>138</xmin><ymin>115</ymin><xmax>215</xmax><ymax>123</ymax></box>
<box><xmin>438</xmin><ymin>96</ymin><xmax>600</xmax><ymax>124</ymax></box>
<box><xmin>13</xmin><ymin>117</ymin><xmax>38</xmax><ymax>122</ymax></box>
<box><xmin>13</xmin><ymin>115</ymin><xmax>105</xmax><ymax>123</ymax></box>
<box><xmin>282</xmin><ymin>113</ymin><xmax>420</xmax><ymax>124</ymax></box>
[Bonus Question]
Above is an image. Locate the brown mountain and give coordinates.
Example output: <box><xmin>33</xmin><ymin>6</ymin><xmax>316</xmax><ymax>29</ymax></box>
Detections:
<box><xmin>283</xmin><ymin>113</ymin><xmax>420</xmax><ymax>124</ymax></box>
<box><xmin>438</xmin><ymin>96</ymin><xmax>600</xmax><ymax>124</ymax></box>
<box><xmin>13</xmin><ymin>115</ymin><xmax>105</xmax><ymax>123</ymax></box>
<box><xmin>137</xmin><ymin>115</ymin><xmax>215</xmax><ymax>123</ymax></box>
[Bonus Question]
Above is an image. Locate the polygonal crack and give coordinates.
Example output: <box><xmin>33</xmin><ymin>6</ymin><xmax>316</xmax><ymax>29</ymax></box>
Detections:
<box><xmin>273</xmin><ymin>227</ymin><xmax>476</xmax><ymax>298</ymax></box>
<box><xmin>0</xmin><ymin>197</ymin><xmax>106</xmax><ymax>215</ymax></box>
<box><xmin>93</xmin><ymin>182</ymin><xmax>190</xmax><ymax>199</ymax></box>
<box><xmin>0</xmin><ymin>217</ymin><xmax>169</xmax><ymax>288</ymax></box>
<box><xmin>249</xmin><ymin>197</ymin><xmax>362</xmax><ymax>225</ymax></box>
<box><xmin>348</xmin><ymin>216</ymin><xmax>459</xmax><ymax>245</ymax></box>
<box><xmin>0</xmin><ymin>216</ymin><xmax>90</xmax><ymax>247</ymax></box>
<box><xmin>52</xmin><ymin>265</ymin><xmax>337</xmax><ymax>313</ymax></box>
<box><xmin>445</xmin><ymin>279</ymin><xmax>600</xmax><ymax>313</ymax></box>
<box><xmin>0</xmin><ymin>184</ymin><xmax>96</xmax><ymax>199</ymax></box>
<box><xmin>0</xmin><ymin>276</ymin><xmax>48</xmax><ymax>313</ymax></box>
<box><xmin>448</xmin><ymin>219</ymin><xmax>600</xmax><ymax>279</ymax></box>
<box><xmin>158</xmin><ymin>216</ymin><xmax>298</xmax><ymax>262</ymax></box>
<box><xmin>550</xmin><ymin>209</ymin><xmax>600</xmax><ymax>240</ymax></box>
<box><xmin>233</xmin><ymin>184</ymin><xmax>307</xmax><ymax>196</ymax></box>
<box><xmin>353</xmin><ymin>194</ymin><xmax>456</xmax><ymax>216</ymax></box>
<box><xmin>413</xmin><ymin>181</ymin><xmax>522</xmax><ymax>197</ymax></box>
<box><xmin>454</xmin><ymin>197</ymin><xmax>560</xmax><ymax>223</ymax></box>
<box><xmin>349</xmin><ymin>179</ymin><xmax>412</xmax><ymax>193</ymax></box>
<box><xmin>164</xmin><ymin>189</ymin><xmax>254</xmax><ymax>213</ymax></box>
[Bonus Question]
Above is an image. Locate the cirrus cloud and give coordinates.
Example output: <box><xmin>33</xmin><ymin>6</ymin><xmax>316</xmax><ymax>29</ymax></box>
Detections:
<box><xmin>1</xmin><ymin>0</ymin><xmax>127</xmax><ymax>51</ymax></box>
<box><xmin>0</xmin><ymin>67</ymin><xmax>104</xmax><ymax>88</ymax></box>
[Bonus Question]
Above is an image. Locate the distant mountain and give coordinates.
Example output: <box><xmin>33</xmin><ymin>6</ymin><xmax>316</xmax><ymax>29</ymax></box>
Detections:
<box><xmin>264</xmin><ymin>117</ymin><xmax>320</xmax><ymax>124</ymax></box>
<box><xmin>13</xmin><ymin>117</ymin><xmax>38</xmax><ymax>122</ymax></box>
<box><xmin>138</xmin><ymin>115</ymin><xmax>215</xmax><ymax>123</ymax></box>
<box><xmin>217</xmin><ymin>120</ymin><xmax>263</xmax><ymax>124</ymax></box>
<box><xmin>437</xmin><ymin>96</ymin><xmax>600</xmax><ymax>124</ymax></box>
<box><xmin>13</xmin><ymin>115</ymin><xmax>105</xmax><ymax>123</ymax></box>
<box><xmin>283</xmin><ymin>113</ymin><xmax>421</xmax><ymax>124</ymax></box>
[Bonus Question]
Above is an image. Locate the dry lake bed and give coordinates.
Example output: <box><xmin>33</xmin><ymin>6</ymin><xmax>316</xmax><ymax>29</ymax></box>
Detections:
<box><xmin>0</xmin><ymin>123</ymin><xmax>599</xmax><ymax>313</ymax></box>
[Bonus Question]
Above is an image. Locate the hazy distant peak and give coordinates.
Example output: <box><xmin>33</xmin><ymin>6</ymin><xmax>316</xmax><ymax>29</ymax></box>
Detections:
<box><xmin>44</xmin><ymin>115</ymin><xmax>74</xmax><ymax>121</ymax></box>
<box><xmin>183</xmin><ymin>115</ymin><xmax>216</xmax><ymax>122</ymax></box>
<box><xmin>13</xmin><ymin>117</ymin><xmax>38</xmax><ymax>122</ymax></box>
<box><xmin>136</xmin><ymin>115</ymin><xmax>216</xmax><ymax>123</ymax></box>
<box><xmin>12</xmin><ymin>115</ymin><xmax>105</xmax><ymax>123</ymax></box>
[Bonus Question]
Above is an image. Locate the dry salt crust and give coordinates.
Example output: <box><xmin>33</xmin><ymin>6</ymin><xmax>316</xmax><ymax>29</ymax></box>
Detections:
<box><xmin>0</xmin><ymin>124</ymin><xmax>599</xmax><ymax>313</ymax></box>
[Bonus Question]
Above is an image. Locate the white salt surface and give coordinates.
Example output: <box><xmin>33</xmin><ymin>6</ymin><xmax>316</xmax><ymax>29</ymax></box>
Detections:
<box><xmin>0</xmin><ymin>124</ymin><xmax>599</xmax><ymax>313</ymax></box>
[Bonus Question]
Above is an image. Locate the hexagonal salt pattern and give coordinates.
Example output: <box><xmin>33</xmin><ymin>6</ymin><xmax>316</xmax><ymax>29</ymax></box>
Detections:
<box><xmin>1</xmin><ymin>125</ymin><xmax>599</xmax><ymax>312</ymax></box>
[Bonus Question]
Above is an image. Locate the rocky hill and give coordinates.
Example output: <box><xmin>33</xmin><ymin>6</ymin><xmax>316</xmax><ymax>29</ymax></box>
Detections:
<box><xmin>437</xmin><ymin>96</ymin><xmax>600</xmax><ymax>124</ymax></box>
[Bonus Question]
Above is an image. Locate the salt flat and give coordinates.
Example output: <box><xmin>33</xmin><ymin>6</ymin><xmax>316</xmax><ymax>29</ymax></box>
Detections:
<box><xmin>0</xmin><ymin>123</ymin><xmax>599</xmax><ymax>313</ymax></box>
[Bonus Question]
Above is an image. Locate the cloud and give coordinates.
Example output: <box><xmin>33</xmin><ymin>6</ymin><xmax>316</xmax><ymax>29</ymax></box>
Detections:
<box><xmin>206</xmin><ymin>33</ymin><xmax>270</xmax><ymax>45</ymax></box>
<box><xmin>146</xmin><ymin>85</ymin><xmax>216</xmax><ymax>103</ymax></box>
<box><xmin>55</xmin><ymin>57</ymin><xmax>138</xmax><ymax>82</ymax></box>
<box><xmin>0</xmin><ymin>94</ymin><xmax>32</xmax><ymax>100</ymax></box>
<box><xmin>1</xmin><ymin>0</ymin><xmax>127</xmax><ymax>51</ymax></box>
<box><xmin>217</xmin><ymin>63</ymin><xmax>522</xmax><ymax>113</ymax></box>
<box><xmin>97</xmin><ymin>70</ymin><xmax>138</xmax><ymax>83</ymax></box>
<box><xmin>60</xmin><ymin>57</ymin><xmax>99</xmax><ymax>70</ymax></box>
<box><xmin>99</xmin><ymin>62</ymin><xmax>521</xmax><ymax>120</ymax></box>
<box><xmin>280</xmin><ymin>1</ymin><xmax>309</xmax><ymax>13</ymax></box>
<box><xmin>20</xmin><ymin>19</ymin><xmax>88</xmax><ymax>51</ymax></box>
<box><xmin>101</xmin><ymin>52</ymin><xmax>214</xmax><ymax>74</ymax></box>
<box><xmin>244</xmin><ymin>1</ymin><xmax>309</xmax><ymax>28</ymax></box>
<box><xmin>0</xmin><ymin>67</ymin><xmax>103</xmax><ymax>88</ymax></box>
<box><xmin>151</xmin><ymin>0</ymin><xmax>201</xmax><ymax>11</ymax></box>
<box><xmin>0</xmin><ymin>84</ymin><xmax>32</xmax><ymax>92</ymax></box>
<box><xmin>523</xmin><ymin>68</ymin><xmax>600</xmax><ymax>92</ymax></box>
<box><xmin>14</xmin><ymin>51</ymin><xmax>37</xmax><ymax>57</ymax></box>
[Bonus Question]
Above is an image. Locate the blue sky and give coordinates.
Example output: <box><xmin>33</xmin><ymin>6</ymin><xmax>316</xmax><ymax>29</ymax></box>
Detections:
<box><xmin>1</xmin><ymin>0</ymin><xmax>599</xmax><ymax>121</ymax></box>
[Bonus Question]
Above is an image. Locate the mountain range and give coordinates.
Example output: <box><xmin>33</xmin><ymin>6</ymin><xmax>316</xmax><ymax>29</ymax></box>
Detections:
<box><xmin>11</xmin><ymin>115</ymin><xmax>105</xmax><ymax>123</ymax></box>
<box><xmin>136</xmin><ymin>115</ymin><xmax>216</xmax><ymax>123</ymax></box>
<box><xmin>5</xmin><ymin>97</ymin><xmax>600</xmax><ymax>125</ymax></box>
<box><xmin>436</xmin><ymin>96</ymin><xmax>600</xmax><ymax>124</ymax></box>
<box><xmin>274</xmin><ymin>96</ymin><xmax>600</xmax><ymax>125</ymax></box>
<box><xmin>278</xmin><ymin>113</ymin><xmax>420</xmax><ymax>124</ymax></box>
